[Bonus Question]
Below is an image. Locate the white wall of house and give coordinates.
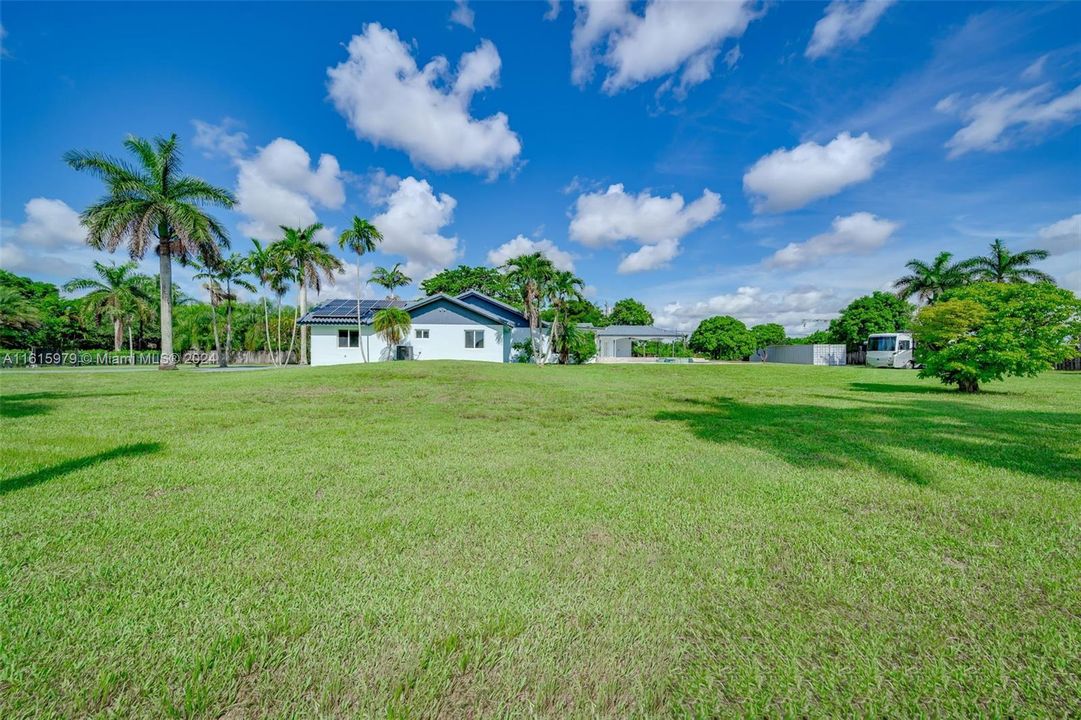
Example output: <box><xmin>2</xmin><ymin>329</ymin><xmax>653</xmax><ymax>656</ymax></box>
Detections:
<box><xmin>310</xmin><ymin>323</ymin><xmax>509</xmax><ymax>365</ymax></box>
<box><xmin>597</xmin><ymin>337</ymin><xmax>633</xmax><ymax>358</ymax></box>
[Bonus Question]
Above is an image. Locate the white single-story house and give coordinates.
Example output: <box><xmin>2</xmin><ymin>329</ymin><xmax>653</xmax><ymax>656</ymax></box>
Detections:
<box><xmin>299</xmin><ymin>290</ymin><xmax>534</xmax><ymax>366</ymax></box>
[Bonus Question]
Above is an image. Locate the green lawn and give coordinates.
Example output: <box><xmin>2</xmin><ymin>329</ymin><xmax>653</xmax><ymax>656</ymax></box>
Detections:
<box><xmin>1</xmin><ymin>362</ymin><xmax>1079</xmax><ymax>717</ymax></box>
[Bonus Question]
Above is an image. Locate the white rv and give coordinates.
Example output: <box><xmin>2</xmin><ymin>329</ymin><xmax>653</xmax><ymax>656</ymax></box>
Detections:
<box><xmin>866</xmin><ymin>333</ymin><xmax>915</xmax><ymax>368</ymax></box>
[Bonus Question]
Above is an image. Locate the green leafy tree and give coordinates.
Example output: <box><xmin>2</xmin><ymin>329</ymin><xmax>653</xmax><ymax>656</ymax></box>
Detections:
<box><xmin>339</xmin><ymin>217</ymin><xmax>383</xmax><ymax>362</ymax></box>
<box><xmin>789</xmin><ymin>329</ymin><xmax>832</xmax><ymax>345</ymax></box>
<box><xmin>605</xmin><ymin>298</ymin><xmax>653</xmax><ymax>326</ymax></box>
<box><xmin>969</xmin><ymin>238</ymin><xmax>1054</xmax><ymax>284</ymax></box>
<box><xmin>911</xmin><ymin>282</ymin><xmax>1081</xmax><ymax>392</ymax></box>
<box><xmin>828</xmin><ymin>292</ymin><xmax>915</xmax><ymax>350</ymax></box>
<box><xmin>689</xmin><ymin>316</ymin><xmax>756</xmax><ymax>360</ymax></box>
<box><xmin>504</xmin><ymin>253</ymin><xmax>556</xmax><ymax>365</ymax></box>
<box><xmin>893</xmin><ymin>251</ymin><xmax>977</xmax><ymax>304</ymax></box>
<box><xmin>63</xmin><ymin>261</ymin><xmax>154</xmax><ymax>352</ymax></box>
<box><xmin>65</xmin><ymin>134</ymin><xmax>235</xmax><ymax>368</ymax></box>
<box><xmin>421</xmin><ymin>265</ymin><xmax>520</xmax><ymax>307</ymax></box>
<box><xmin>274</xmin><ymin>223</ymin><xmax>343</xmax><ymax>364</ymax></box>
<box><xmin>370</xmin><ymin>263</ymin><xmax>411</xmax><ymax>299</ymax></box>
<box><xmin>751</xmin><ymin>323</ymin><xmax>786</xmax><ymax>350</ymax></box>
<box><xmin>372</xmin><ymin>307</ymin><xmax>412</xmax><ymax>360</ymax></box>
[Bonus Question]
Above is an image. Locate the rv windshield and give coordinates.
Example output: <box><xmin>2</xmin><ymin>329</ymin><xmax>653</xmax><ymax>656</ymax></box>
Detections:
<box><xmin>868</xmin><ymin>336</ymin><xmax>896</xmax><ymax>352</ymax></box>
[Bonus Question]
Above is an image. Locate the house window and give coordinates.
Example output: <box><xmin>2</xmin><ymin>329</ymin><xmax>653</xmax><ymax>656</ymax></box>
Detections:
<box><xmin>465</xmin><ymin>329</ymin><xmax>484</xmax><ymax>349</ymax></box>
<box><xmin>415</xmin><ymin>329</ymin><xmax>430</xmax><ymax>339</ymax></box>
<box><xmin>337</xmin><ymin>329</ymin><xmax>359</xmax><ymax>348</ymax></box>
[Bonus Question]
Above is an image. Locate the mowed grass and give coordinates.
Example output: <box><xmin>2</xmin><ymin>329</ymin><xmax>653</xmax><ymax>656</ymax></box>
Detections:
<box><xmin>1</xmin><ymin>362</ymin><xmax>1079</xmax><ymax>718</ymax></box>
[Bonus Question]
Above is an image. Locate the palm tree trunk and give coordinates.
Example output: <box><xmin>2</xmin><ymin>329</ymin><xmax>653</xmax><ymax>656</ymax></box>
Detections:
<box><xmin>113</xmin><ymin>317</ymin><xmax>123</xmax><ymax>352</ymax></box>
<box><xmin>222</xmin><ymin>288</ymin><xmax>232</xmax><ymax>368</ymax></box>
<box><xmin>286</xmin><ymin>305</ymin><xmax>299</xmax><ymax>365</ymax></box>
<box><xmin>263</xmin><ymin>297</ymin><xmax>275</xmax><ymax>366</ymax></box>
<box><xmin>158</xmin><ymin>244</ymin><xmax>177</xmax><ymax>370</ymax></box>
<box><xmin>128</xmin><ymin>323</ymin><xmax>134</xmax><ymax>365</ymax></box>
<box><xmin>299</xmin><ymin>281</ymin><xmax>308</xmax><ymax>365</ymax></box>
<box><xmin>210</xmin><ymin>300</ymin><xmax>222</xmax><ymax>366</ymax></box>
<box><xmin>356</xmin><ymin>257</ymin><xmax>366</xmax><ymax>363</ymax></box>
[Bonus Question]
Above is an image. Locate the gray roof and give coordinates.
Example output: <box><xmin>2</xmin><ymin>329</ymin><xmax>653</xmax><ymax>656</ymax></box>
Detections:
<box><xmin>585</xmin><ymin>324</ymin><xmax>685</xmax><ymax>338</ymax></box>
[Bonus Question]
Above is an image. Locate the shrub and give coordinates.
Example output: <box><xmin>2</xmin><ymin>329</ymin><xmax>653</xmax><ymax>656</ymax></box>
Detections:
<box><xmin>689</xmin><ymin>316</ymin><xmax>756</xmax><ymax>360</ymax></box>
<box><xmin>912</xmin><ymin>282</ymin><xmax>1081</xmax><ymax>392</ymax></box>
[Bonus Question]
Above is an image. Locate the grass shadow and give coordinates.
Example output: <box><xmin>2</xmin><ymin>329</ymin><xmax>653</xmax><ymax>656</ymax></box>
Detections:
<box><xmin>1</xmin><ymin>442</ymin><xmax>163</xmax><ymax>495</ymax></box>
<box><xmin>848</xmin><ymin>382</ymin><xmax>1008</xmax><ymax>396</ymax></box>
<box><xmin>655</xmin><ymin>397</ymin><xmax>1080</xmax><ymax>486</ymax></box>
<box><xmin>0</xmin><ymin>391</ymin><xmax>133</xmax><ymax>419</ymax></box>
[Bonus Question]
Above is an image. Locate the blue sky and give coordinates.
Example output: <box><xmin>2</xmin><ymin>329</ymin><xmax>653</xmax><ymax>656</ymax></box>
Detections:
<box><xmin>1</xmin><ymin>0</ymin><xmax>1078</xmax><ymax>334</ymax></box>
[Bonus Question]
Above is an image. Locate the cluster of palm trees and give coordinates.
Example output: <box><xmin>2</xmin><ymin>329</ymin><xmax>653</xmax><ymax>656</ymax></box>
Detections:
<box><xmin>894</xmin><ymin>239</ymin><xmax>1054</xmax><ymax>304</ymax></box>
<box><xmin>65</xmin><ymin>132</ymin><xmax>423</xmax><ymax>368</ymax></box>
<box><xmin>503</xmin><ymin>252</ymin><xmax>587</xmax><ymax>365</ymax></box>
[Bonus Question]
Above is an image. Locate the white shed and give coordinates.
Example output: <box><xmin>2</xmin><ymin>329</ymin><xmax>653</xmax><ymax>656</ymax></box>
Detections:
<box><xmin>750</xmin><ymin>344</ymin><xmax>847</xmax><ymax>366</ymax></box>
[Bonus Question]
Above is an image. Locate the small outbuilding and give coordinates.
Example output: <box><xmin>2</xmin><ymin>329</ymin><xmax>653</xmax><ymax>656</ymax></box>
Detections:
<box><xmin>750</xmin><ymin>344</ymin><xmax>846</xmax><ymax>366</ymax></box>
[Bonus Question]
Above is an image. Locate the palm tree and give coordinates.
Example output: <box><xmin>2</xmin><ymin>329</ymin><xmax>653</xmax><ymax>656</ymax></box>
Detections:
<box><xmin>193</xmin><ymin>266</ymin><xmax>232</xmax><ymax>367</ymax></box>
<box><xmin>969</xmin><ymin>238</ymin><xmax>1054</xmax><ymax>284</ymax></box>
<box><xmin>266</xmin><ymin>254</ymin><xmax>297</xmax><ymax>364</ymax></box>
<box><xmin>0</xmin><ymin>287</ymin><xmax>42</xmax><ymax>332</ymax></box>
<box><xmin>372</xmin><ymin>307</ymin><xmax>412</xmax><ymax>361</ymax></box>
<box><xmin>65</xmin><ymin>134</ymin><xmax>235</xmax><ymax>369</ymax></box>
<box><xmin>893</xmin><ymin>251</ymin><xmax>977</xmax><ymax>304</ymax></box>
<box><xmin>63</xmin><ymin>260</ymin><xmax>154</xmax><ymax>352</ymax></box>
<box><xmin>247</xmin><ymin>240</ymin><xmax>279</xmax><ymax>364</ymax></box>
<box><xmin>274</xmin><ymin>223</ymin><xmax>343</xmax><ymax>365</ymax></box>
<box><xmin>547</xmin><ymin>270</ymin><xmax>585</xmax><ymax>365</ymax></box>
<box><xmin>338</xmin><ymin>217</ymin><xmax>383</xmax><ymax>362</ymax></box>
<box><xmin>215</xmin><ymin>254</ymin><xmax>257</xmax><ymax>366</ymax></box>
<box><xmin>370</xmin><ymin>263</ymin><xmax>411</xmax><ymax>299</ymax></box>
<box><xmin>504</xmin><ymin>253</ymin><xmax>555</xmax><ymax>364</ymax></box>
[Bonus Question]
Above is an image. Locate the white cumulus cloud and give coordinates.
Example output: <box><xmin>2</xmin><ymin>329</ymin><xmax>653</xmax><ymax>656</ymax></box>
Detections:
<box><xmin>618</xmin><ymin>237</ymin><xmax>681</xmax><ymax>274</ymax></box>
<box><xmin>191</xmin><ymin>118</ymin><xmax>248</xmax><ymax>159</ymax></box>
<box><xmin>487</xmin><ymin>235</ymin><xmax>575</xmax><ymax>271</ymax></box>
<box><xmin>937</xmin><ymin>83</ymin><xmax>1081</xmax><ymax>158</ymax></box>
<box><xmin>1</xmin><ymin>198</ymin><xmax>90</xmax><ymax>277</ymax></box>
<box><xmin>450</xmin><ymin>0</ymin><xmax>475</xmax><ymax>29</ymax></box>
<box><xmin>767</xmin><ymin>212</ymin><xmax>899</xmax><ymax>269</ymax></box>
<box><xmin>371</xmin><ymin>177</ymin><xmax>460</xmax><ymax>280</ymax></box>
<box><xmin>743</xmin><ymin>131</ymin><xmax>891</xmax><ymax>213</ymax></box>
<box><xmin>806</xmin><ymin>0</ymin><xmax>896</xmax><ymax>59</ymax></box>
<box><xmin>654</xmin><ymin>285</ymin><xmax>841</xmax><ymax>336</ymax></box>
<box><xmin>571</xmin><ymin>0</ymin><xmax>759</xmax><ymax>94</ymax></box>
<box><xmin>235</xmin><ymin>138</ymin><xmax>345</xmax><ymax>241</ymax></box>
<box><xmin>327</xmin><ymin>23</ymin><xmax>521</xmax><ymax>175</ymax></box>
<box><xmin>569</xmin><ymin>183</ymin><xmax>723</xmax><ymax>273</ymax></box>
<box><xmin>1037</xmin><ymin>213</ymin><xmax>1080</xmax><ymax>255</ymax></box>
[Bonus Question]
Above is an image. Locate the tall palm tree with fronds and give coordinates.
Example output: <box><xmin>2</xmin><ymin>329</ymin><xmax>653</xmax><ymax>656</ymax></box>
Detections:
<box><xmin>969</xmin><ymin>238</ymin><xmax>1054</xmax><ymax>284</ymax></box>
<box><xmin>372</xmin><ymin>307</ymin><xmax>412</xmax><ymax>361</ymax></box>
<box><xmin>370</xmin><ymin>263</ymin><xmax>411</xmax><ymax>300</ymax></box>
<box><xmin>0</xmin><ymin>287</ymin><xmax>42</xmax><ymax>332</ymax></box>
<box><xmin>274</xmin><ymin>223</ymin><xmax>343</xmax><ymax>365</ymax></box>
<box><xmin>547</xmin><ymin>269</ymin><xmax>585</xmax><ymax>365</ymax></box>
<box><xmin>894</xmin><ymin>251</ymin><xmax>977</xmax><ymax>304</ymax></box>
<box><xmin>65</xmin><ymin>134</ymin><xmax>235</xmax><ymax>369</ymax></box>
<box><xmin>504</xmin><ymin>252</ymin><xmax>555</xmax><ymax>364</ymax></box>
<box><xmin>214</xmin><ymin>254</ymin><xmax>257</xmax><ymax>366</ymax></box>
<box><xmin>63</xmin><ymin>260</ymin><xmax>154</xmax><ymax>351</ymax></box>
<box><xmin>247</xmin><ymin>240</ymin><xmax>279</xmax><ymax>364</ymax></box>
<box><xmin>193</xmin><ymin>266</ymin><xmax>232</xmax><ymax>367</ymax></box>
<box><xmin>338</xmin><ymin>217</ymin><xmax>383</xmax><ymax>362</ymax></box>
